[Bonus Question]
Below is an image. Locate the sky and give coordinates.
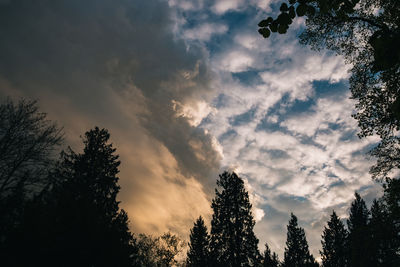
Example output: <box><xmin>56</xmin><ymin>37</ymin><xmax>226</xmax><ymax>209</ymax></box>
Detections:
<box><xmin>0</xmin><ymin>0</ymin><xmax>382</xmax><ymax>260</ymax></box>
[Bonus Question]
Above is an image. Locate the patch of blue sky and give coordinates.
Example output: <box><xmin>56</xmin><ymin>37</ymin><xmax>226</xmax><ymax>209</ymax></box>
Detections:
<box><xmin>358</xmin><ymin>185</ymin><xmax>374</xmax><ymax>194</ymax></box>
<box><xmin>229</xmin><ymin>105</ymin><xmax>258</xmax><ymax>126</ymax></box>
<box><xmin>313</xmin><ymin>80</ymin><xmax>349</xmax><ymax>98</ymax></box>
<box><xmin>339</xmin><ymin>129</ymin><xmax>360</xmax><ymax>142</ymax></box>
<box><xmin>212</xmin><ymin>93</ymin><xmax>231</xmax><ymax>109</ymax></box>
<box><xmin>232</xmin><ymin>70</ymin><xmax>264</xmax><ymax>86</ymax></box>
<box><xmin>329</xmin><ymin>179</ymin><xmax>346</xmax><ymax>188</ymax></box>
<box><xmin>290</xmin><ymin>195</ymin><xmax>307</xmax><ymax>202</ymax></box>
<box><xmin>218</xmin><ymin>128</ymin><xmax>238</xmax><ymax>142</ymax></box>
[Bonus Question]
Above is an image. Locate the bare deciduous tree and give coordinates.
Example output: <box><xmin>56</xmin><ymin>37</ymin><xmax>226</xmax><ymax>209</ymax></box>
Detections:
<box><xmin>0</xmin><ymin>98</ymin><xmax>63</xmax><ymax>199</ymax></box>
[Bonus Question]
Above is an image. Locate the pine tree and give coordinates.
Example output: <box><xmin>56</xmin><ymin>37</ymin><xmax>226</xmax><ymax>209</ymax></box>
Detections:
<box><xmin>347</xmin><ymin>192</ymin><xmax>370</xmax><ymax>267</ymax></box>
<box><xmin>282</xmin><ymin>213</ymin><xmax>318</xmax><ymax>267</ymax></box>
<box><xmin>263</xmin><ymin>242</ymin><xmax>280</xmax><ymax>267</ymax></box>
<box><xmin>369</xmin><ymin>199</ymin><xmax>399</xmax><ymax>266</ymax></box>
<box><xmin>187</xmin><ymin>216</ymin><xmax>210</xmax><ymax>267</ymax></box>
<box><xmin>16</xmin><ymin>127</ymin><xmax>138</xmax><ymax>267</ymax></box>
<box><xmin>382</xmin><ymin>178</ymin><xmax>400</xmax><ymax>265</ymax></box>
<box><xmin>320</xmin><ymin>211</ymin><xmax>348</xmax><ymax>267</ymax></box>
<box><xmin>209</xmin><ymin>171</ymin><xmax>261</xmax><ymax>266</ymax></box>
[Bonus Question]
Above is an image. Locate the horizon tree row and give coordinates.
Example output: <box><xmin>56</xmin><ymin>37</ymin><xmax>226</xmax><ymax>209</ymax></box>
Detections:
<box><xmin>187</xmin><ymin>174</ymin><xmax>400</xmax><ymax>267</ymax></box>
<box><xmin>1</xmin><ymin>98</ymin><xmax>400</xmax><ymax>266</ymax></box>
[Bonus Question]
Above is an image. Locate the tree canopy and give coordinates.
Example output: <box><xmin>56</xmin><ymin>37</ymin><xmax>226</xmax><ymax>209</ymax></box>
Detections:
<box><xmin>263</xmin><ymin>242</ymin><xmax>280</xmax><ymax>267</ymax></box>
<box><xmin>210</xmin><ymin>171</ymin><xmax>261</xmax><ymax>266</ymax></box>
<box><xmin>187</xmin><ymin>216</ymin><xmax>210</xmax><ymax>267</ymax></box>
<box><xmin>347</xmin><ymin>193</ymin><xmax>370</xmax><ymax>267</ymax></box>
<box><xmin>320</xmin><ymin>211</ymin><xmax>348</xmax><ymax>267</ymax></box>
<box><xmin>0</xmin><ymin>98</ymin><xmax>63</xmax><ymax>198</ymax></box>
<box><xmin>282</xmin><ymin>213</ymin><xmax>318</xmax><ymax>267</ymax></box>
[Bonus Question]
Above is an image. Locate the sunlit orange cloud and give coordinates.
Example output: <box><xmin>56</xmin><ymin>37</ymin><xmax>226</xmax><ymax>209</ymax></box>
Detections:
<box><xmin>1</xmin><ymin>78</ymin><xmax>215</xmax><ymax>243</ymax></box>
<box><xmin>0</xmin><ymin>0</ymin><xmax>222</xmax><ymax>243</ymax></box>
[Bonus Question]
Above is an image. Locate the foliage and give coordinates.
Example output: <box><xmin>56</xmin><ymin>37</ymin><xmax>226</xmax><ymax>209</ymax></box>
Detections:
<box><xmin>187</xmin><ymin>216</ymin><xmax>210</xmax><ymax>267</ymax></box>
<box><xmin>258</xmin><ymin>0</ymin><xmax>400</xmax><ymax>181</ymax></box>
<box><xmin>56</xmin><ymin>127</ymin><xmax>122</xmax><ymax>218</ymax></box>
<box><xmin>282</xmin><ymin>213</ymin><xmax>318</xmax><ymax>267</ymax></box>
<box><xmin>263</xmin><ymin>243</ymin><xmax>280</xmax><ymax>267</ymax></box>
<box><xmin>2</xmin><ymin>127</ymin><xmax>137</xmax><ymax>267</ymax></box>
<box><xmin>0</xmin><ymin>98</ymin><xmax>63</xmax><ymax>198</ymax></box>
<box><xmin>0</xmin><ymin>98</ymin><xmax>63</xmax><ymax>263</ymax></box>
<box><xmin>136</xmin><ymin>232</ymin><xmax>183</xmax><ymax>267</ymax></box>
<box><xmin>381</xmin><ymin>179</ymin><xmax>400</xmax><ymax>265</ymax></box>
<box><xmin>347</xmin><ymin>193</ymin><xmax>370</xmax><ymax>267</ymax></box>
<box><xmin>320</xmin><ymin>211</ymin><xmax>348</xmax><ymax>267</ymax></box>
<box><xmin>369</xmin><ymin>199</ymin><xmax>399</xmax><ymax>266</ymax></box>
<box><xmin>209</xmin><ymin>171</ymin><xmax>261</xmax><ymax>266</ymax></box>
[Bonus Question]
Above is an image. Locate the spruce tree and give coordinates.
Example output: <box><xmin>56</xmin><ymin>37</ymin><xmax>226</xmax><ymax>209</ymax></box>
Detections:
<box><xmin>369</xmin><ymin>199</ymin><xmax>399</xmax><ymax>266</ymax></box>
<box><xmin>263</xmin><ymin>242</ymin><xmax>280</xmax><ymax>267</ymax></box>
<box><xmin>347</xmin><ymin>192</ymin><xmax>370</xmax><ymax>267</ymax></box>
<box><xmin>320</xmin><ymin>211</ymin><xmax>348</xmax><ymax>267</ymax></box>
<box><xmin>209</xmin><ymin>171</ymin><xmax>261</xmax><ymax>266</ymax></box>
<box><xmin>282</xmin><ymin>213</ymin><xmax>318</xmax><ymax>267</ymax></box>
<box><xmin>16</xmin><ymin>127</ymin><xmax>138</xmax><ymax>267</ymax></box>
<box><xmin>382</xmin><ymin>178</ymin><xmax>400</xmax><ymax>266</ymax></box>
<box><xmin>187</xmin><ymin>216</ymin><xmax>210</xmax><ymax>267</ymax></box>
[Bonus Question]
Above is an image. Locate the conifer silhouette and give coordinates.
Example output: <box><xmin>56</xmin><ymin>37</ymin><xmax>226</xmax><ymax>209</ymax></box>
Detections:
<box><xmin>187</xmin><ymin>216</ymin><xmax>210</xmax><ymax>267</ymax></box>
<box><xmin>282</xmin><ymin>213</ymin><xmax>318</xmax><ymax>267</ymax></box>
<box><xmin>263</xmin><ymin>242</ymin><xmax>280</xmax><ymax>267</ymax></box>
<box><xmin>210</xmin><ymin>171</ymin><xmax>261</xmax><ymax>266</ymax></box>
<box><xmin>347</xmin><ymin>193</ymin><xmax>370</xmax><ymax>267</ymax></box>
<box><xmin>320</xmin><ymin>211</ymin><xmax>348</xmax><ymax>267</ymax></box>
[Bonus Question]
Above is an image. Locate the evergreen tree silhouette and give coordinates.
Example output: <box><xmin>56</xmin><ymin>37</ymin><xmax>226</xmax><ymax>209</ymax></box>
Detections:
<box><xmin>347</xmin><ymin>193</ymin><xmax>370</xmax><ymax>267</ymax></box>
<box><xmin>263</xmin><ymin>242</ymin><xmax>280</xmax><ymax>267</ymax></box>
<box><xmin>369</xmin><ymin>199</ymin><xmax>398</xmax><ymax>266</ymax></box>
<box><xmin>282</xmin><ymin>213</ymin><xmax>318</xmax><ymax>267</ymax></box>
<box><xmin>209</xmin><ymin>171</ymin><xmax>261</xmax><ymax>267</ymax></box>
<box><xmin>382</xmin><ymin>178</ymin><xmax>400</xmax><ymax>265</ymax></box>
<box><xmin>320</xmin><ymin>211</ymin><xmax>348</xmax><ymax>267</ymax></box>
<box><xmin>13</xmin><ymin>127</ymin><xmax>137</xmax><ymax>267</ymax></box>
<box><xmin>187</xmin><ymin>216</ymin><xmax>210</xmax><ymax>267</ymax></box>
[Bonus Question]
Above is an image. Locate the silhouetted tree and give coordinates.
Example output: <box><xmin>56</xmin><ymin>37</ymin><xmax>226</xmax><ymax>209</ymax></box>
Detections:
<box><xmin>11</xmin><ymin>127</ymin><xmax>137</xmax><ymax>267</ymax></box>
<box><xmin>320</xmin><ymin>211</ymin><xmax>348</xmax><ymax>267</ymax></box>
<box><xmin>187</xmin><ymin>216</ymin><xmax>210</xmax><ymax>267</ymax></box>
<box><xmin>263</xmin><ymin>242</ymin><xmax>280</xmax><ymax>267</ymax></box>
<box><xmin>369</xmin><ymin>198</ymin><xmax>399</xmax><ymax>266</ymax></box>
<box><xmin>382</xmin><ymin>178</ymin><xmax>400</xmax><ymax>264</ymax></box>
<box><xmin>136</xmin><ymin>232</ymin><xmax>183</xmax><ymax>267</ymax></box>
<box><xmin>0</xmin><ymin>98</ymin><xmax>63</xmax><ymax>264</ymax></box>
<box><xmin>258</xmin><ymin>0</ymin><xmax>400</xmax><ymax>181</ymax></box>
<box><xmin>347</xmin><ymin>193</ymin><xmax>370</xmax><ymax>267</ymax></box>
<box><xmin>210</xmin><ymin>171</ymin><xmax>261</xmax><ymax>266</ymax></box>
<box><xmin>282</xmin><ymin>213</ymin><xmax>318</xmax><ymax>267</ymax></box>
<box><xmin>0</xmin><ymin>98</ymin><xmax>63</xmax><ymax>198</ymax></box>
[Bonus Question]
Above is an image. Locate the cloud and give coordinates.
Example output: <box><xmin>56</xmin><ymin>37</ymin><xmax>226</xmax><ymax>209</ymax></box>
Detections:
<box><xmin>211</xmin><ymin>0</ymin><xmax>245</xmax><ymax>14</ymax></box>
<box><xmin>184</xmin><ymin>22</ymin><xmax>228</xmax><ymax>41</ymax></box>
<box><xmin>168</xmin><ymin>0</ymin><xmax>204</xmax><ymax>11</ymax></box>
<box><xmin>0</xmin><ymin>0</ymin><xmax>221</xmax><ymax>239</ymax></box>
<box><xmin>0</xmin><ymin>0</ymin><xmax>384</xmax><ymax>261</ymax></box>
<box><xmin>192</xmin><ymin>5</ymin><xmax>379</xmax><ymax>257</ymax></box>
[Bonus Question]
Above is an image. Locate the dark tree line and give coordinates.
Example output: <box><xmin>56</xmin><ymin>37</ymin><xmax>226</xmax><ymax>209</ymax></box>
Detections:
<box><xmin>1</xmin><ymin>98</ymin><xmax>400</xmax><ymax>266</ymax></box>
<box><xmin>0</xmin><ymin>99</ymin><xmax>181</xmax><ymax>267</ymax></box>
<box><xmin>187</xmin><ymin>179</ymin><xmax>400</xmax><ymax>267</ymax></box>
<box><xmin>256</xmin><ymin>2</ymin><xmax>400</xmax><ymax>265</ymax></box>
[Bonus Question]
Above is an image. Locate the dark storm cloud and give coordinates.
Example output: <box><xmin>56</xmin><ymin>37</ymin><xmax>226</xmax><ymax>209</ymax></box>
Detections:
<box><xmin>0</xmin><ymin>0</ymin><xmax>220</xmax><ymax>235</ymax></box>
<box><xmin>0</xmin><ymin>0</ymin><xmax>219</xmax><ymax>189</ymax></box>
